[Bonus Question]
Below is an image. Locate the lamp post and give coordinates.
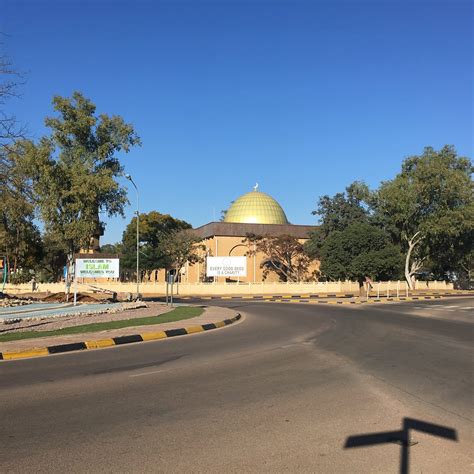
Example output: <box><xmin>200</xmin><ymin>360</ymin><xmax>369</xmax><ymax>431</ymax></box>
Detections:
<box><xmin>125</xmin><ymin>174</ymin><xmax>140</xmax><ymax>299</ymax></box>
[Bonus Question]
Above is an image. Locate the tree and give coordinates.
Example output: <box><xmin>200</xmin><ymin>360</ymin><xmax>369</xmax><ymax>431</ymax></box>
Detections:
<box><xmin>0</xmin><ymin>46</ymin><xmax>25</xmax><ymax>148</ymax></box>
<box><xmin>375</xmin><ymin>146</ymin><xmax>473</xmax><ymax>288</ymax></box>
<box><xmin>35</xmin><ymin>234</ymin><xmax>67</xmax><ymax>283</ymax></box>
<box><xmin>313</xmin><ymin>181</ymin><xmax>371</xmax><ymax>235</ymax></box>
<box><xmin>245</xmin><ymin>234</ymin><xmax>314</xmax><ymax>282</ymax></box>
<box><xmin>319</xmin><ymin>222</ymin><xmax>403</xmax><ymax>283</ymax></box>
<box><xmin>99</xmin><ymin>243</ymin><xmax>121</xmax><ymax>254</ymax></box>
<box><xmin>0</xmin><ymin>142</ymin><xmax>42</xmax><ymax>275</ymax></box>
<box><xmin>306</xmin><ymin>181</ymin><xmax>372</xmax><ymax>259</ymax></box>
<box><xmin>220</xmin><ymin>201</ymin><xmax>234</xmax><ymax>221</ymax></box>
<box><xmin>159</xmin><ymin>230</ymin><xmax>205</xmax><ymax>281</ymax></box>
<box><xmin>21</xmin><ymin>92</ymin><xmax>140</xmax><ymax>286</ymax></box>
<box><xmin>121</xmin><ymin>211</ymin><xmax>192</xmax><ymax>276</ymax></box>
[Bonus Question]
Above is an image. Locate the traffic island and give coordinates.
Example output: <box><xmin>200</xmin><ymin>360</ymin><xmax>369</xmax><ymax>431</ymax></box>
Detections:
<box><xmin>0</xmin><ymin>305</ymin><xmax>241</xmax><ymax>360</ymax></box>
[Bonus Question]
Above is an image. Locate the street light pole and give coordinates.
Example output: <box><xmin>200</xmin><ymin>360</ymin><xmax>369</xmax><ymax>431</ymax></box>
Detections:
<box><xmin>125</xmin><ymin>174</ymin><xmax>140</xmax><ymax>299</ymax></box>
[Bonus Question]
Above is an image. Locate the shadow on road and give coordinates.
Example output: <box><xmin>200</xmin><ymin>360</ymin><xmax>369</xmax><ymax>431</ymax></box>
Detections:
<box><xmin>344</xmin><ymin>417</ymin><xmax>458</xmax><ymax>474</ymax></box>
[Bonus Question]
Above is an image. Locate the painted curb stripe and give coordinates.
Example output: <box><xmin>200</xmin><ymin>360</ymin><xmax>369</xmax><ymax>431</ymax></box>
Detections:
<box><xmin>141</xmin><ymin>331</ymin><xmax>167</xmax><ymax>341</ymax></box>
<box><xmin>165</xmin><ymin>328</ymin><xmax>188</xmax><ymax>337</ymax></box>
<box><xmin>0</xmin><ymin>314</ymin><xmax>242</xmax><ymax>361</ymax></box>
<box><xmin>48</xmin><ymin>342</ymin><xmax>87</xmax><ymax>354</ymax></box>
<box><xmin>2</xmin><ymin>348</ymin><xmax>49</xmax><ymax>360</ymax></box>
<box><xmin>185</xmin><ymin>326</ymin><xmax>205</xmax><ymax>334</ymax></box>
<box><xmin>113</xmin><ymin>335</ymin><xmax>143</xmax><ymax>345</ymax></box>
<box><xmin>85</xmin><ymin>338</ymin><xmax>115</xmax><ymax>349</ymax></box>
<box><xmin>201</xmin><ymin>323</ymin><xmax>217</xmax><ymax>330</ymax></box>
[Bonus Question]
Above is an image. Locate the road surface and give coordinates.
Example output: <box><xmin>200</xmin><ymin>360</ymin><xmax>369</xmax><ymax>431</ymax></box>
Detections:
<box><xmin>0</xmin><ymin>297</ymin><xmax>472</xmax><ymax>473</ymax></box>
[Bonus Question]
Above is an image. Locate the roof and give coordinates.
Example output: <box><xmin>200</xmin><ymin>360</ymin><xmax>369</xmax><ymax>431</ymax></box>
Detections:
<box><xmin>224</xmin><ymin>190</ymin><xmax>289</xmax><ymax>225</ymax></box>
<box><xmin>193</xmin><ymin>221</ymin><xmax>318</xmax><ymax>239</ymax></box>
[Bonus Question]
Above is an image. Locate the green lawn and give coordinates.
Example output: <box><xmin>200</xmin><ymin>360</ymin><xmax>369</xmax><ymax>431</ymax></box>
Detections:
<box><xmin>0</xmin><ymin>306</ymin><xmax>203</xmax><ymax>343</ymax></box>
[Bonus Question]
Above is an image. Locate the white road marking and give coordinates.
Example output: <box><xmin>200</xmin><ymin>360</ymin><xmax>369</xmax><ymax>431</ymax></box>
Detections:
<box><xmin>130</xmin><ymin>369</ymin><xmax>168</xmax><ymax>378</ymax></box>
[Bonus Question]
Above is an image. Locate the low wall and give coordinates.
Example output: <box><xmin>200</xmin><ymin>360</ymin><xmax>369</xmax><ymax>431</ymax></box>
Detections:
<box><xmin>3</xmin><ymin>280</ymin><xmax>453</xmax><ymax>296</ymax></box>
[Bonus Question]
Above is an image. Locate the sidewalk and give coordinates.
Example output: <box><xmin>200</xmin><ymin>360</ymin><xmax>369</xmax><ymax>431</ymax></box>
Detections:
<box><xmin>0</xmin><ymin>306</ymin><xmax>239</xmax><ymax>357</ymax></box>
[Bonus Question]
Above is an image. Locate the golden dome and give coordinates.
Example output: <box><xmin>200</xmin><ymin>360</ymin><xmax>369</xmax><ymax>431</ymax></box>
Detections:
<box><xmin>224</xmin><ymin>189</ymin><xmax>289</xmax><ymax>224</ymax></box>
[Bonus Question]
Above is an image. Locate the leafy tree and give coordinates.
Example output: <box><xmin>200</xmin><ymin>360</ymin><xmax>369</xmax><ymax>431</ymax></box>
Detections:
<box><xmin>121</xmin><ymin>211</ymin><xmax>192</xmax><ymax>275</ymax></box>
<box><xmin>0</xmin><ymin>143</ymin><xmax>42</xmax><ymax>275</ymax></box>
<box><xmin>245</xmin><ymin>233</ymin><xmax>314</xmax><ymax>282</ymax></box>
<box><xmin>375</xmin><ymin>146</ymin><xmax>473</xmax><ymax>288</ymax></box>
<box><xmin>21</xmin><ymin>92</ymin><xmax>140</xmax><ymax>285</ymax></box>
<box><xmin>306</xmin><ymin>181</ymin><xmax>372</xmax><ymax>259</ymax></box>
<box><xmin>159</xmin><ymin>230</ymin><xmax>205</xmax><ymax>281</ymax></box>
<box><xmin>319</xmin><ymin>222</ymin><xmax>403</xmax><ymax>283</ymax></box>
<box><xmin>313</xmin><ymin>181</ymin><xmax>371</xmax><ymax>235</ymax></box>
<box><xmin>99</xmin><ymin>243</ymin><xmax>121</xmax><ymax>255</ymax></box>
<box><xmin>35</xmin><ymin>234</ymin><xmax>67</xmax><ymax>283</ymax></box>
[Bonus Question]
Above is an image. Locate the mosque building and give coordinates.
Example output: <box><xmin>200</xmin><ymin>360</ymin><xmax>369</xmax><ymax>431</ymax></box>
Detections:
<box><xmin>178</xmin><ymin>185</ymin><xmax>318</xmax><ymax>283</ymax></box>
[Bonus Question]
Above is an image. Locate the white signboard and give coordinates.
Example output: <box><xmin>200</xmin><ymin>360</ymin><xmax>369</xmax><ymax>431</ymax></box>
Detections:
<box><xmin>75</xmin><ymin>258</ymin><xmax>120</xmax><ymax>278</ymax></box>
<box><xmin>206</xmin><ymin>256</ymin><xmax>247</xmax><ymax>277</ymax></box>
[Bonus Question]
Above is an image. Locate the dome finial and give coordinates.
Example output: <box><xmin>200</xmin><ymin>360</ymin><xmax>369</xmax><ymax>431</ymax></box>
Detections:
<box><xmin>253</xmin><ymin>182</ymin><xmax>259</xmax><ymax>192</ymax></box>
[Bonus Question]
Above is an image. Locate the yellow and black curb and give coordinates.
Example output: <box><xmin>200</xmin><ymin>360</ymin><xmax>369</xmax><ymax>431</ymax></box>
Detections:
<box><xmin>179</xmin><ymin>293</ymin><xmax>356</xmax><ymax>300</ymax></box>
<box><xmin>176</xmin><ymin>292</ymin><xmax>468</xmax><ymax>302</ymax></box>
<box><xmin>0</xmin><ymin>314</ymin><xmax>242</xmax><ymax>361</ymax></box>
<box><xmin>265</xmin><ymin>295</ymin><xmax>444</xmax><ymax>305</ymax></box>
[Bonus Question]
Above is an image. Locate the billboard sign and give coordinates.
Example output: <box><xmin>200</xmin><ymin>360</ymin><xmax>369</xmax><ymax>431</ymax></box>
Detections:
<box><xmin>206</xmin><ymin>256</ymin><xmax>247</xmax><ymax>277</ymax></box>
<box><xmin>75</xmin><ymin>258</ymin><xmax>120</xmax><ymax>278</ymax></box>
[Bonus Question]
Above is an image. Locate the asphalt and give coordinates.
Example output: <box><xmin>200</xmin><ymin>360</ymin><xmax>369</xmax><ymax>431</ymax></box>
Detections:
<box><xmin>0</xmin><ymin>297</ymin><xmax>472</xmax><ymax>473</ymax></box>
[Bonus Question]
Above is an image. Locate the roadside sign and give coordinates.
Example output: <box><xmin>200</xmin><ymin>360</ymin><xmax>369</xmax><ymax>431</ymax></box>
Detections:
<box><xmin>75</xmin><ymin>258</ymin><xmax>120</xmax><ymax>278</ymax></box>
<box><xmin>206</xmin><ymin>256</ymin><xmax>247</xmax><ymax>277</ymax></box>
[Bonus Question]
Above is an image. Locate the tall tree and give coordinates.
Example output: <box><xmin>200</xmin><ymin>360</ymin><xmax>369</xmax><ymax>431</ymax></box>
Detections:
<box><xmin>121</xmin><ymin>211</ymin><xmax>192</xmax><ymax>275</ymax></box>
<box><xmin>306</xmin><ymin>181</ymin><xmax>372</xmax><ymax>259</ymax></box>
<box><xmin>375</xmin><ymin>146</ymin><xmax>473</xmax><ymax>288</ymax></box>
<box><xmin>319</xmin><ymin>222</ymin><xmax>403</xmax><ymax>283</ymax></box>
<box><xmin>245</xmin><ymin>234</ymin><xmax>314</xmax><ymax>282</ymax></box>
<box><xmin>21</xmin><ymin>92</ymin><xmax>140</xmax><ymax>285</ymax></box>
<box><xmin>313</xmin><ymin>181</ymin><xmax>371</xmax><ymax>235</ymax></box>
<box><xmin>0</xmin><ymin>142</ymin><xmax>41</xmax><ymax>275</ymax></box>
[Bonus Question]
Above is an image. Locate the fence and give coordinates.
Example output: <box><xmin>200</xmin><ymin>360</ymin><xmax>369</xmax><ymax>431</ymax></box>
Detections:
<box><xmin>3</xmin><ymin>280</ymin><xmax>454</xmax><ymax>296</ymax></box>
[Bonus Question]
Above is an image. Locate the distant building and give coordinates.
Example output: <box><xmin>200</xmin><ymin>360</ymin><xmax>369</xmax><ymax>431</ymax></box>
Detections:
<box><xmin>155</xmin><ymin>187</ymin><xmax>318</xmax><ymax>283</ymax></box>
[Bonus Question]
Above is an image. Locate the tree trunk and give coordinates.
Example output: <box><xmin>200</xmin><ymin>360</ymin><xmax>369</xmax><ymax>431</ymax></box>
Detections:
<box><xmin>404</xmin><ymin>232</ymin><xmax>423</xmax><ymax>290</ymax></box>
<box><xmin>404</xmin><ymin>244</ymin><xmax>415</xmax><ymax>290</ymax></box>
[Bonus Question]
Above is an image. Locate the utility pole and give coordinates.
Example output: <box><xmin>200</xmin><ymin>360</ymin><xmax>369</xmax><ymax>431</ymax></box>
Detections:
<box><xmin>125</xmin><ymin>174</ymin><xmax>140</xmax><ymax>299</ymax></box>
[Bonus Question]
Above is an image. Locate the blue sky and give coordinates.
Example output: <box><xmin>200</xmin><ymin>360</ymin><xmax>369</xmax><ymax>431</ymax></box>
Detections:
<box><xmin>3</xmin><ymin>0</ymin><xmax>472</xmax><ymax>244</ymax></box>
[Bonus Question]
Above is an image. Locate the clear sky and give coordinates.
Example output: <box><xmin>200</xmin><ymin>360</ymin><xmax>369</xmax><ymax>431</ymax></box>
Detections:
<box><xmin>3</xmin><ymin>0</ymin><xmax>472</xmax><ymax>244</ymax></box>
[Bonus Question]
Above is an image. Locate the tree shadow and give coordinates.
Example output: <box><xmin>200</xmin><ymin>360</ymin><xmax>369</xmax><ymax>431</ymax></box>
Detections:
<box><xmin>344</xmin><ymin>417</ymin><xmax>458</xmax><ymax>474</ymax></box>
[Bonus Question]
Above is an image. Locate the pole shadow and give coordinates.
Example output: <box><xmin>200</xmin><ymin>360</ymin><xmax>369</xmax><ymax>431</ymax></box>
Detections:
<box><xmin>344</xmin><ymin>417</ymin><xmax>458</xmax><ymax>474</ymax></box>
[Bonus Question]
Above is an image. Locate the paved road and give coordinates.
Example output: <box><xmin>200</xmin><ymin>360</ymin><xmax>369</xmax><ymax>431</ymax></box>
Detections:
<box><xmin>0</xmin><ymin>297</ymin><xmax>472</xmax><ymax>473</ymax></box>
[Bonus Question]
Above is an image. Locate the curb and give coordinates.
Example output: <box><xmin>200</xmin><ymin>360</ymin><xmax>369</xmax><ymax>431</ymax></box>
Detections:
<box><xmin>179</xmin><ymin>294</ymin><xmax>356</xmax><ymax>300</ymax></box>
<box><xmin>0</xmin><ymin>313</ymin><xmax>242</xmax><ymax>361</ymax></box>
<box><xmin>265</xmin><ymin>295</ymin><xmax>445</xmax><ymax>305</ymax></box>
<box><xmin>174</xmin><ymin>292</ymin><xmax>471</xmax><ymax>301</ymax></box>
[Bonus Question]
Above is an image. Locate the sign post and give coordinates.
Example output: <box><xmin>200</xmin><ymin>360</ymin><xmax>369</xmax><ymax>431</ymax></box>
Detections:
<box><xmin>0</xmin><ymin>256</ymin><xmax>7</xmax><ymax>293</ymax></box>
<box><xmin>72</xmin><ymin>262</ymin><xmax>78</xmax><ymax>306</ymax></box>
<box><xmin>166</xmin><ymin>271</ymin><xmax>175</xmax><ymax>307</ymax></box>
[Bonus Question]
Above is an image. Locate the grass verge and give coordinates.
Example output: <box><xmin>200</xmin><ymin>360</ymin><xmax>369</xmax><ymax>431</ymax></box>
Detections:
<box><xmin>0</xmin><ymin>306</ymin><xmax>204</xmax><ymax>343</ymax></box>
